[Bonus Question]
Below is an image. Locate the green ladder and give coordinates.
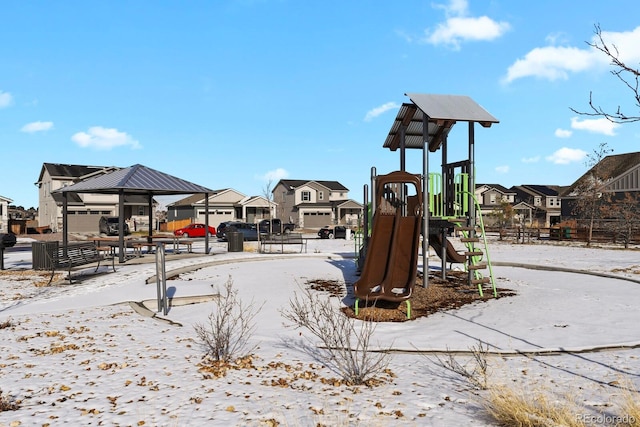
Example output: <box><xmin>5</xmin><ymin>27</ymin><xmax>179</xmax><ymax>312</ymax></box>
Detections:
<box><xmin>450</xmin><ymin>193</ymin><xmax>497</xmax><ymax>298</ymax></box>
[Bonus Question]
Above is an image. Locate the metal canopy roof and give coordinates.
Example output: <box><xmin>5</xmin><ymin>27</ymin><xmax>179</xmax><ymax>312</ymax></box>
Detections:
<box><xmin>53</xmin><ymin>164</ymin><xmax>213</xmax><ymax>195</ymax></box>
<box><xmin>383</xmin><ymin>93</ymin><xmax>499</xmax><ymax>152</ymax></box>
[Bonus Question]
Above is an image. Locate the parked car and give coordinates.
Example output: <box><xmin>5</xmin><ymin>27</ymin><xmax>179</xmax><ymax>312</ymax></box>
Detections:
<box><xmin>216</xmin><ymin>221</ymin><xmax>242</xmax><ymax>239</ymax></box>
<box><xmin>317</xmin><ymin>225</ymin><xmax>351</xmax><ymax>239</ymax></box>
<box><xmin>173</xmin><ymin>223</ymin><xmax>216</xmax><ymax>238</ymax></box>
<box><xmin>258</xmin><ymin>218</ymin><xmax>295</xmax><ymax>235</ymax></box>
<box><xmin>223</xmin><ymin>222</ymin><xmax>260</xmax><ymax>241</ymax></box>
<box><xmin>99</xmin><ymin>216</ymin><xmax>130</xmax><ymax>236</ymax></box>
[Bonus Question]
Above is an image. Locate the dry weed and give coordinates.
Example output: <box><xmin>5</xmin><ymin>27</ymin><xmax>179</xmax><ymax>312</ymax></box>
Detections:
<box><xmin>483</xmin><ymin>384</ymin><xmax>586</xmax><ymax>427</ymax></box>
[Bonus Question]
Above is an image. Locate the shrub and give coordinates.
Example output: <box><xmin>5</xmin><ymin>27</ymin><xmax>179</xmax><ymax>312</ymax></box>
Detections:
<box><xmin>428</xmin><ymin>341</ymin><xmax>490</xmax><ymax>390</ymax></box>
<box><xmin>194</xmin><ymin>276</ymin><xmax>263</xmax><ymax>363</ymax></box>
<box><xmin>280</xmin><ymin>286</ymin><xmax>392</xmax><ymax>385</ymax></box>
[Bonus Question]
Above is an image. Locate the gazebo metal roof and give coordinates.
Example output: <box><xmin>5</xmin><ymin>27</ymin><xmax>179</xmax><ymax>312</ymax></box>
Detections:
<box><xmin>54</xmin><ymin>164</ymin><xmax>213</xmax><ymax>195</ymax></box>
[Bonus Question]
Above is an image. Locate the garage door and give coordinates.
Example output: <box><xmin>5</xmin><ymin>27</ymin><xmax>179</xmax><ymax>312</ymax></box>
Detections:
<box><xmin>68</xmin><ymin>212</ymin><xmax>104</xmax><ymax>233</ymax></box>
<box><xmin>303</xmin><ymin>212</ymin><xmax>330</xmax><ymax>228</ymax></box>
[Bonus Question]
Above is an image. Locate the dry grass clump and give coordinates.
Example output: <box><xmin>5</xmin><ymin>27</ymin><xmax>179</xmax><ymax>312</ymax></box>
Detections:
<box><xmin>0</xmin><ymin>317</ymin><xmax>14</xmax><ymax>330</ymax></box>
<box><xmin>0</xmin><ymin>389</ymin><xmax>19</xmax><ymax>412</ymax></box>
<box><xmin>618</xmin><ymin>383</ymin><xmax>640</xmax><ymax>427</ymax></box>
<box><xmin>483</xmin><ymin>384</ymin><xmax>586</xmax><ymax>427</ymax></box>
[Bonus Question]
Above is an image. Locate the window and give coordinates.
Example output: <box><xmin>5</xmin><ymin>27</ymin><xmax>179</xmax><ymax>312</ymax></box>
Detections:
<box><xmin>489</xmin><ymin>194</ymin><xmax>496</xmax><ymax>204</ymax></box>
<box><xmin>319</xmin><ymin>191</ymin><xmax>324</xmax><ymax>201</ymax></box>
<box><xmin>138</xmin><ymin>206</ymin><xmax>145</xmax><ymax>215</ymax></box>
<box><xmin>302</xmin><ymin>191</ymin><xmax>311</xmax><ymax>202</ymax></box>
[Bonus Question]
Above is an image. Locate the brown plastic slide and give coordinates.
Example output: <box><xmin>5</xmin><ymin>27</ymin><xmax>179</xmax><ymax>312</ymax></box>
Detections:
<box><xmin>354</xmin><ymin>171</ymin><xmax>422</xmax><ymax>303</ymax></box>
<box><xmin>429</xmin><ymin>233</ymin><xmax>467</xmax><ymax>264</ymax></box>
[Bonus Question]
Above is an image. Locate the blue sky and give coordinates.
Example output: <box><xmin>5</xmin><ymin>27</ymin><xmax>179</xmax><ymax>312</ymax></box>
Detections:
<box><xmin>2</xmin><ymin>0</ymin><xmax>640</xmax><ymax>209</ymax></box>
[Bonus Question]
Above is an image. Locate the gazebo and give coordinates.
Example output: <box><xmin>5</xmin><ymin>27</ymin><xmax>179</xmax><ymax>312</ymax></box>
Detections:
<box><xmin>53</xmin><ymin>164</ymin><xmax>214</xmax><ymax>263</ymax></box>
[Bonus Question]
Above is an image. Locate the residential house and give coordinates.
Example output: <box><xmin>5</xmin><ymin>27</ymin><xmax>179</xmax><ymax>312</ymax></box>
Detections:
<box><xmin>511</xmin><ymin>185</ymin><xmax>562</xmax><ymax>227</ymax></box>
<box><xmin>272</xmin><ymin>179</ymin><xmax>363</xmax><ymax>228</ymax></box>
<box><xmin>167</xmin><ymin>189</ymin><xmax>276</xmax><ymax>226</ymax></box>
<box><xmin>0</xmin><ymin>195</ymin><xmax>11</xmax><ymax>234</ymax></box>
<box><xmin>35</xmin><ymin>163</ymin><xmax>155</xmax><ymax>233</ymax></box>
<box><xmin>561</xmin><ymin>151</ymin><xmax>640</xmax><ymax>219</ymax></box>
<box><xmin>473</xmin><ymin>184</ymin><xmax>516</xmax><ymax>227</ymax></box>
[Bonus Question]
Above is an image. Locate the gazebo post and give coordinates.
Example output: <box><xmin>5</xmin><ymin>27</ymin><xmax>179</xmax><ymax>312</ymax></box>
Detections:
<box><xmin>204</xmin><ymin>192</ymin><xmax>210</xmax><ymax>254</ymax></box>
<box><xmin>118</xmin><ymin>189</ymin><xmax>125</xmax><ymax>264</ymax></box>
<box><xmin>147</xmin><ymin>193</ymin><xmax>153</xmax><ymax>237</ymax></box>
<box><xmin>62</xmin><ymin>193</ymin><xmax>68</xmax><ymax>251</ymax></box>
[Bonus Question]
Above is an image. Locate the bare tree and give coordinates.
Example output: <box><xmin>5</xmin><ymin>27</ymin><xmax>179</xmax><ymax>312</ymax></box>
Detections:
<box><xmin>571</xmin><ymin>24</ymin><xmax>640</xmax><ymax>123</ymax></box>
<box><xmin>571</xmin><ymin>143</ymin><xmax>613</xmax><ymax>246</ymax></box>
<box><xmin>490</xmin><ymin>200</ymin><xmax>514</xmax><ymax>241</ymax></box>
<box><xmin>600</xmin><ymin>192</ymin><xmax>640</xmax><ymax>248</ymax></box>
<box><xmin>262</xmin><ymin>178</ymin><xmax>274</xmax><ymax>220</ymax></box>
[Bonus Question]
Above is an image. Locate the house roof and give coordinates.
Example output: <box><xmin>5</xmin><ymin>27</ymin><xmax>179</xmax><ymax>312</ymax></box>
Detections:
<box><xmin>170</xmin><ymin>189</ymin><xmax>253</xmax><ymax>207</ymax></box>
<box><xmin>36</xmin><ymin>163</ymin><xmax>118</xmax><ymax>184</ymax></box>
<box><xmin>562</xmin><ymin>152</ymin><xmax>640</xmax><ymax>196</ymax></box>
<box><xmin>476</xmin><ymin>183</ymin><xmax>514</xmax><ymax>194</ymax></box>
<box><xmin>277</xmin><ymin>179</ymin><xmax>348</xmax><ymax>192</ymax></box>
<box><xmin>383</xmin><ymin>93</ymin><xmax>499</xmax><ymax>152</ymax></box>
<box><xmin>519</xmin><ymin>185</ymin><xmax>559</xmax><ymax>197</ymax></box>
<box><xmin>53</xmin><ymin>164</ymin><xmax>213</xmax><ymax>196</ymax></box>
<box><xmin>335</xmin><ymin>199</ymin><xmax>364</xmax><ymax>209</ymax></box>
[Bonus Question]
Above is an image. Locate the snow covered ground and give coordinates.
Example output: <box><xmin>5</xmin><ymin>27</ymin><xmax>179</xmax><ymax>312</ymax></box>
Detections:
<box><xmin>0</xmin><ymin>235</ymin><xmax>638</xmax><ymax>426</ymax></box>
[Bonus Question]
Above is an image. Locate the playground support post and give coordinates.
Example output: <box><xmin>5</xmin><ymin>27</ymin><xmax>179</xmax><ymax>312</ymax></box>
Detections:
<box><xmin>468</xmin><ymin>121</ymin><xmax>476</xmax><ymax>287</ymax></box>
<box><xmin>422</xmin><ymin>113</ymin><xmax>430</xmax><ymax>288</ymax></box>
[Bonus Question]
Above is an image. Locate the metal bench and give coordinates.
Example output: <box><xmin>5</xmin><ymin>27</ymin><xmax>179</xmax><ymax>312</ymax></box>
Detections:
<box><xmin>260</xmin><ymin>233</ymin><xmax>307</xmax><ymax>253</ymax></box>
<box><xmin>46</xmin><ymin>241</ymin><xmax>116</xmax><ymax>284</ymax></box>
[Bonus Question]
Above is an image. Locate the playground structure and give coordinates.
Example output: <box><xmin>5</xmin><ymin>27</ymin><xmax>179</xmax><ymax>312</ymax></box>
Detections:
<box><xmin>355</xmin><ymin>93</ymin><xmax>499</xmax><ymax>311</ymax></box>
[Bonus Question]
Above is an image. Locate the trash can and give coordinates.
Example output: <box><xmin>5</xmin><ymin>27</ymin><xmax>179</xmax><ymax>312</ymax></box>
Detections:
<box><xmin>562</xmin><ymin>227</ymin><xmax>571</xmax><ymax>239</ymax></box>
<box><xmin>32</xmin><ymin>241</ymin><xmax>59</xmax><ymax>270</ymax></box>
<box><xmin>227</xmin><ymin>232</ymin><xmax>244</xmax><ymax>252</ymax></box>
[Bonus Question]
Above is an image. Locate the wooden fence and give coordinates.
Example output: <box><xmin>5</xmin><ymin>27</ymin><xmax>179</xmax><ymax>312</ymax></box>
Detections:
<box><xmin>161</xmin><ymin>218</ymin><xmax>192</xmax><ymax>232</ymax></box>
<box><xmin>485</xmin><ymin>226</ymin><xmax>640</xmax><ymax>245</ymax></box>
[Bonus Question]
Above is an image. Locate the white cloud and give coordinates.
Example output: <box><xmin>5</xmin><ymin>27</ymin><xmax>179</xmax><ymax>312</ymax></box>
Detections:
<box><xmin>570</xmin><ymin>116</ymin><xmax>620</xmax><ymax>136</ymax></box>
<box><xmin>495</xmin><ymin>165</ymin><xmax>509</xmax><ymax>174</ymax></box>
<box><xmin>21</xmin><ymin>121</ymin><xmax>54</xmax><ymax>133</ymax></box>
<box><xmin>424</xmin><ymin>0</ymin><xmax>510</xmax><ymax>50</ymax></box>
<box><xmin>0</xmin><ymin>90</ymin><xmax>13</xmax><ymax>108</ymax></box>
<box><xmin>71</xmin><ymin>126</ymin><xmax>141</xmax><ymax>150</ymax></box>
<box><xmin>260</xmin><ymin>168</ymin><xmax>289</xmax><ymax>182</ymax></box>
<box><xmin>545</xmin><ymin>147</ymin><xmax>587</xmax><ymax>164</ymax></box>
<box><xmin>554</xmin><ymin>128</ymin><xmax>572</xmax><ymax>138</ymax></box>
<box><xmin>364</xmin><ymin>102</ymin><xmax>400</xmax><ymax>122</ymax></box>
<box><xmin>503</xmin><ymin>46</ymin><xmax>596</xmax><ymax>83</ymax></box>
<box><xmin>433</xmin><ymin>0</ymin><xmax>468</xmax><ymax>16</ymax></box>
<box><xmin>521</xmin><ymin>156</ymin><xmax>540</xmax><ymax>163</ymax></box>
<box><xmin>598</xmin><ymin>26</ymin><xmax>640</xmax><ymax>64</ymax></box>
<box><xmin>503</xmin><ymin>26</ymin><xmax>640</xmax><ymax>84</ymax></box>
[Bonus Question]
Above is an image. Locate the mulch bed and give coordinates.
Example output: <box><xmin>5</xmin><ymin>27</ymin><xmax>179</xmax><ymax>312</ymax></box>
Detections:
<box><xmin>308</xmin><ymin>271</ymin><xmax>516</xmax><ymax>322</ymax></box>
